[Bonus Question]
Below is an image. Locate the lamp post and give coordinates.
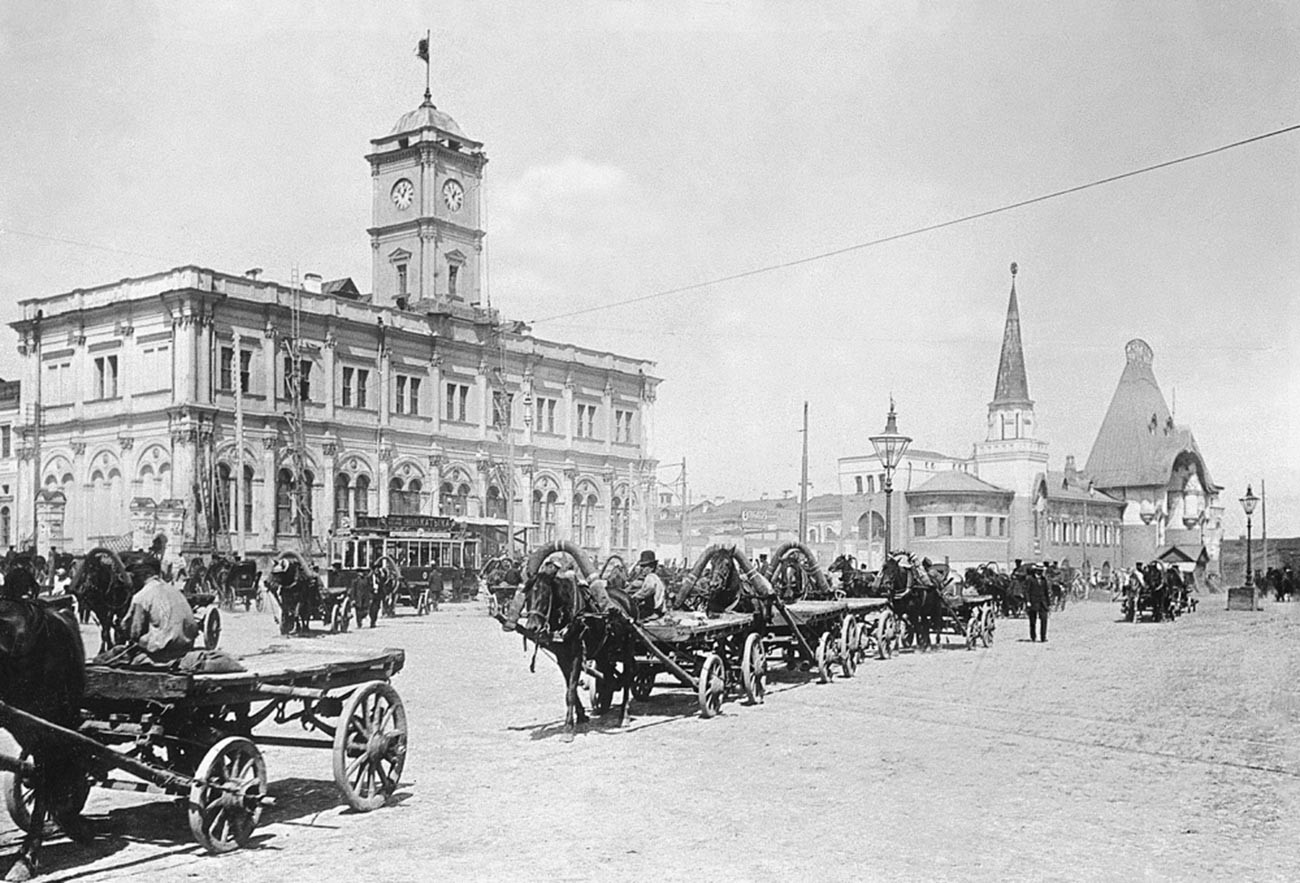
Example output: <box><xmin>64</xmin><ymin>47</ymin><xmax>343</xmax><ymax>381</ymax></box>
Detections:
<box><xmin>1240</xmin><ymin>485</ymin><xmax>1259</xmax><ymax>600</ymax></box>
<box><xmin>869</xmin><ymin>400</ymin><xmax>912</xmax><ymax>558</ymax></box>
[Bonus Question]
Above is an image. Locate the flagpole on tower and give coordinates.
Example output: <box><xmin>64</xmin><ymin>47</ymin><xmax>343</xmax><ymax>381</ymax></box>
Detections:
<box><xmin>417</xmin><ymin>30</ymin><xmax>432</xmax><ymax>102</ymax></box>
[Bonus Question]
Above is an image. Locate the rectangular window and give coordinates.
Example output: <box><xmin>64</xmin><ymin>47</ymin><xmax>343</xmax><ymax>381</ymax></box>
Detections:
<box><xmin>985</xmin><ymin>516</ymin><xmax>993</xmax><ymax>536</ymax></box>
<box><xmin>0</xmin><ymin>426</ymin><xmax>9</xmax><ymax>459</ymax></box>
<box><xmin>937</xmin><ymin>516</ymin><xmax>953</xmax><ymax>537</ymax></box>
<box><xmin>239</xmin><ymin>350</ymin><xmax>252</xmax><ymax>394</ymax></box>
<box><xmin>534</xmin><ymin>396</ymin><xmax>558</xmax><ymax>433</ymax></box>
<box><xmin>397</xmin><ymin>264</ymin><xmax>408</xmax><ymax>297</ymax></box>
<box><xmin>576</xmin><ymin>403</ymin><xmax>597</xmax><ymax>439</ymax></box>
<box><xmin>139</xmin><ymin>345</ymin><xmax>169</xmax><ymax>392</ymax></box>
<box><xmin>395</xmin><ymin>376</ymin><xmax>408</xmax><ymax>415</ymax></box>
<box><xmin>964</xmin><ymin>515</ymin><xmax>978</xmax><ymax>536</ymax></box>
<box><xmin>998</xmin><ymin>517</ymin><xmax>1007</xmax><ymax>537</ymax></box>
<box><xmin>854</xmin><ymin>476</ymin><xmax>863</xmax><ymax>495</ymax></box>
<box><xmin>445</xmin><ymin>383</ymin><xmax>469</xmax><ymax>422</ymax></box>
<box><xmin>614</xmin><ymin>409</ymin><xmax>634</xmax><ymax>443</ymax></box>
<box><xmin>409</xmin><ymin>377</ymin><xmax>420</xmax><ymax>415</ymax></box>
<box><xmin>93</xmin><ymin>355</ymin><xmax>118</xmax><ymax>399</ymax></box>
<box><xmin>342</xmin><ymin>367</ymin><xmax>354</xmax><ymax>407</ymax></box>
<box><xmin>448</xmin><ymin>264</ymin><xmax>459</xmax><ymax>298</ymax></box>
<box><xmin>220</xmin><ymin>347</ymin><xmax>234</xmax><ymax>391</ymax></box>
<box><xmin>867</xmin><ymin>475</ymin><xmax>876</xmax><ymax>494</ymax></box>
<box><xmin>912</xmin><ymin>517</ymin><xmax>927</xmax><ymax>537</ymax></box>
<box><xmin>283</xmin><ymin>358</ymin><xmax>312</xmax><ymax>401</ymax></box>
<box><xmin>45</xmin><ymin>361</ymin><xmax>71</xmax><ymax>405</ymax></box>
<box><xmin>356</xmin><ymin>368</ymin><xmax>369</xmax><ymax>408</ymax></box>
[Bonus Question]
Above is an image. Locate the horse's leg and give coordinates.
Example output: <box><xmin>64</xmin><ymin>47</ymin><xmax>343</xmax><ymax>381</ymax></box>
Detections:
<box><xmin>7</xmin><ymin>761</ymin><xmax>47</xmax><ymax>882</ymax></box>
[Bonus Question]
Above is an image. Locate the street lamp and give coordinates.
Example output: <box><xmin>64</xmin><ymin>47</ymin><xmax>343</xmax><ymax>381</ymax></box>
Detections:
<box><xmin>1240</xmin><ymin>484</ymin><xmax>1259</xmax><ymax>591</ymax></box>
<box><xmin>869</xmin><ymin>400</ymin><xmax>912</xmax><ymax>558</ymax></box>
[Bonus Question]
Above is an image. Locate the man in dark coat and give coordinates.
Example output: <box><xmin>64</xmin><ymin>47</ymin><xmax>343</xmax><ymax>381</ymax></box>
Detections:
<box><xmin>1026</xmin><ymin>563</ymin><xmax>1050</xmax><ymax>643</ymax></box>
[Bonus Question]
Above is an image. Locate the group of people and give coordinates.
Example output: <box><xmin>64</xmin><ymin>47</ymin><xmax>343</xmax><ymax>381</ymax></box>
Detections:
<box><xmin>1259</xmin><ymin>565</ymin><xmax>1297</xmax><ymax>602</ymax></box>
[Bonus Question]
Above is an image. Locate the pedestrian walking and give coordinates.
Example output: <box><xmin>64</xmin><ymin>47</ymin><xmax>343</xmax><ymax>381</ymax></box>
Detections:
<box><xmin>1026</xmin><ymin>563</ymin><xmax>1050</xmax><ymax>643</ymax></box>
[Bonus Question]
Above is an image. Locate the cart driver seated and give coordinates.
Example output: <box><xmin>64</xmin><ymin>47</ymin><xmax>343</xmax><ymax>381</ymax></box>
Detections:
<box><xmin>629</xmin><ymin>550</ymin><xmax>667</xmax><ymax>620</ymax></box>
<box><xmin>123</xmin><ymin>557</ymin><xmax>200</xmax><ymax>664</ymax></box>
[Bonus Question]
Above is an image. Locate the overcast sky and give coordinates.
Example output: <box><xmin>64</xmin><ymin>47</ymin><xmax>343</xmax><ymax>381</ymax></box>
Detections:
<box><xmin>2</xmin><ymin>2</ymin><xmax>1297</xmax><ymax>535</ymax></box>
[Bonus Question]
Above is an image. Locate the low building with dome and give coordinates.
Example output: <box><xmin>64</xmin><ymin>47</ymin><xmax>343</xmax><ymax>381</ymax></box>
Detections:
<box><xmin>3</xmin><ymin>84</ymin><xmax>660</xmax><ymax>565</ymax></box>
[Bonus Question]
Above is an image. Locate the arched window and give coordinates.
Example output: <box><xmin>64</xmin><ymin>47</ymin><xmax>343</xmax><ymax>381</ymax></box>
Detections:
<box><xmin>242</xmin><ymin>466</ymin><xmax>254</xmax><ymax>530</ymax></box>
<box><xmin>532</xmin><ymin>488</ymin><xmax>559</xmax><ymax>543</ymax></box>
<box><xmin>439</xmin><ymin>479</ymin><xmax>470</xmax><ymax>517</ymax></box>
<box><xmin>335</xmin><ymin>474</ymin><xmax>352</xmax><ymax>526</ymax></box>
<box><xmin>389</xmin><ymin>477</ymin><xmax>423</xmax><ymax>516</ymax></box>
<box><xmin>572</xmin><ymin>489</ymin><xmax>599</xmax><ymax>548</ymax></box>
<box><xmin>408</xmin><ymin>479</ymin><xmax>423</xmax><ymax>515</ymax></box>
<box><xmin>354</xmin><ymin>474</ymin><xmax>370</xmax><ymax>517</ymax></box>
<box><xmin>610</xmin><ymin>496</ymin><xmax>627</xmax><ymax>549</ymax></box>
<box><xmin>486</xmin><ymin>486</ymin><xmax>506</xmax><ymax>520</ymax></box>
<box><xmin>0</xmin><ymin>506</ymin><xmax>10</xmax><ymax>549</ymax></box>
<box><xmin>276</xmin><ymin>469</ymin><xmax>314</xmax><ymax>535</ymax></box>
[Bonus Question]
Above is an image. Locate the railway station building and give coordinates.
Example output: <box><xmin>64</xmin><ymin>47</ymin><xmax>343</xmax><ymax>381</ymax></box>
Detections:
<box><xmin>3</xmin><ymin>88</ymin><xmax>660</xmax><ymax>566</ymax></box>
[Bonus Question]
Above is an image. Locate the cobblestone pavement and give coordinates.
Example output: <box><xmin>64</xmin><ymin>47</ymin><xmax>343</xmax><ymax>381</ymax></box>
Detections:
<box><xmin>3</xmin><ymin>595</ymin><xmax>1297</xmax><ymax>882</ymax></box>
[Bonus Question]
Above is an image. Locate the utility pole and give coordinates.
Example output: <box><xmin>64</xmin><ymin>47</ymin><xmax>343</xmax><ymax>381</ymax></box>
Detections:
<box><xmin>233</xmin><ymin>330</ymin><xmax>247</xmax><ymax>558</ymax></box>
<box><xmin>1261</xmin><ymin>478</ymin><xmax>1268</xmax><ymax>572</ymax></box>
<box><xmin>679</xmin><ymin>457</ymin><xmax>688</xmax><ymax>568</ymax></box>
<box><xmin>798</xmin><ymin>401</ymin><xmax>809</xmax><ymax>544</ymax></box>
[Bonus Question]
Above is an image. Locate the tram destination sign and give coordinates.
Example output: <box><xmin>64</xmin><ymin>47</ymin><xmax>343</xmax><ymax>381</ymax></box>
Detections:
<box><xmin>355</xmin><ymin>514</ymin><xmax>458</xmax><ymax>532</ymax></box>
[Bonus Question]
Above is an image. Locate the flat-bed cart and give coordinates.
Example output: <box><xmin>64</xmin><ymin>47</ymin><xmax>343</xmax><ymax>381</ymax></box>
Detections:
<box><xmin>842</xmin><ymin>596</ymin><xmax>897</xmax><ymax>660</ymax></box>
<box><xmin>627</xmin><ymin>610</ymin><xmax>760</xmax><ymax>717</ymax></box>
<box><xmin>759</xmin><ymin>599</ymin><xmax>856</xmax><ymax>683</ymax></box>
<box><xmin>932</xmin><ymin>593</ymin><xmax>996</xmax><ymax>649</ymax></box>
<box><xmin>1</xmin><ymin>646</ymin><xmax>408</xmax><ymax>855</ymax></box>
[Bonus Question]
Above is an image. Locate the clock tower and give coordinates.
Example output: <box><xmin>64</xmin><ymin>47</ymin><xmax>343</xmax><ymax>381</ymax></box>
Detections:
<box><xmin>367</xmin><ymin>92</ymin><xmax>487</xmax><ymax>307</ymax></box>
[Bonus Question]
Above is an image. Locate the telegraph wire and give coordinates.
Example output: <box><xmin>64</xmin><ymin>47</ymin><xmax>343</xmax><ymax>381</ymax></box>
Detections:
<box><xmin>529</xmin><ymin>122</ymin><xmax>1300</xmax><ymax>325</ymax></box>
<box><xmin>0</xmin><ymin>225</ymin><xmax>171</xmax><ymax>262</ymax></box>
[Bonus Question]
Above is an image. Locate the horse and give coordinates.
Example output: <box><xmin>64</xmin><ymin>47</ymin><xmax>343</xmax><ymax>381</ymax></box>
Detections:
<box><xmin>67</xmin><ymin>548</ymin><xmax>133</xmax><ymax>653</ymax></box>
<box><xmin>828</xmin><ymin>554</ymin><xmax>876</xmax><ymax>597</ymax></box>
<box><xmin>876</xmin><ymin>552</ymin><xmax>945</xmax><ymax>652</ymax></box>
<box><xmin>265</xmin><ymin>553</ymin><xmax>320</xmax><ymax>636</ymax></box>
<box><xmin>0</xmin><ymin>597</ymin><xmax>89</xmax><ymax>881</ymax></box>
<box><xmin>500</xmin><ymin>542</ymin><xmax>637</xmax><ymax>734</ymax></box>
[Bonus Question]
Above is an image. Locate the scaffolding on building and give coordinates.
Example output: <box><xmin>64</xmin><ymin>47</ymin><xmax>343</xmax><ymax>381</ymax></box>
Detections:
<box><xmin>280</xmin><ymin>270</ymin><xmax>317</xmax><ymax>558</ymax></box>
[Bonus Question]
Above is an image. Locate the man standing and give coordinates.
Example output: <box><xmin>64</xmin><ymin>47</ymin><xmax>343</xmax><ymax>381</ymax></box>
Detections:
<box><xmin>1026</xmin><ymin>563</ymin><xmax>1050</xmax><ymax>643</ymax></box>
<box><xmin>629</xmin><ymin>550</ymin><xmax>667</xmax><ymax>619</ymax></box>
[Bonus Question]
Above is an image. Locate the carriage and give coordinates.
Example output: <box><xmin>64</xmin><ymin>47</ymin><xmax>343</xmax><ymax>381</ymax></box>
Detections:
<box><xmin>266</xmin><ymin>551</ymin><xmax>353</xmax><ymax>635</ymax></box>
<box><xmin>931</xmin><ymin>591</ymin><xmax>997</xmax><ymax>649</ymax></box>
<box><xmin>0</xmin><ymin>643</ymin><xmax>407</xmax><ymax>858</ymax></box>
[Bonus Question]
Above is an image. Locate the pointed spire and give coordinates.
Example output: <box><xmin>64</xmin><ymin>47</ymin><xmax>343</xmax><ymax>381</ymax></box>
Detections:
<box><xmin>991</xmin><ymin>261</ymin><xmax>1032</xmax><ymax>408</ymax></box>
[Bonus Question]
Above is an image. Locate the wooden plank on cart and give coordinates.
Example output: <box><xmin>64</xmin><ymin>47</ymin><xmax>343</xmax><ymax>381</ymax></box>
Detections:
<box><xmin>640</xmin><ymin>610</ymin><xmax>754</xmax><ymax>643</ymax></box>
<box><xmin>776</xmin><ymin>600</ymin><xmax>848</xmax><ymax>626</ymax></box>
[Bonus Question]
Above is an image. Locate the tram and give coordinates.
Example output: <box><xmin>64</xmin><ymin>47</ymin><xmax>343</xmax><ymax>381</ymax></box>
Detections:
<box><xmin>329</xmin><ymin>514</ymin><xmax>481</xmax><ymax>603</ymax></box>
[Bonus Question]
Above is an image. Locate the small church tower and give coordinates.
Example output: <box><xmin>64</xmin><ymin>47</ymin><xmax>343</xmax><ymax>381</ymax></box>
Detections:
<box><xmin>973</xmin><ymin>262</ymin><xmax>1049</xmax><ymax>558</ymax></box>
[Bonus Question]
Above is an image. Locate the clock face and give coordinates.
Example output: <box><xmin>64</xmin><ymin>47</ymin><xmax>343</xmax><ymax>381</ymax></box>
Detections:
<box><xmin>391</xmin><ymin>178</ymin><xmax>414</xmax><ymax>210</ymax></box>
<box><xmin>442</xmin><ymin>179</ymin><xmax>464</xmax><ymax>212</ymax></box>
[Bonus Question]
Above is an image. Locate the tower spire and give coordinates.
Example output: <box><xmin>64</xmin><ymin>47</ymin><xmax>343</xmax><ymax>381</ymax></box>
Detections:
<box><xmin>991</xmin><ymin>261</ymin><xmax>1031</xmax><ymax>408</ymax></box>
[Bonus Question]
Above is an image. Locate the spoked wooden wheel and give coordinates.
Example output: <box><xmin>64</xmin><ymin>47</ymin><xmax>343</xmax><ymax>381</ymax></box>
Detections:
<box><xmin>4</xmin><ymin>751</ymin><xmax>91</xmax><ymax>834</ymax></box>
<box><xmin>982</xmin><ymin>607</ymin><xmax>996</xmax><ymax>647</ymax></box>
<box><xmin>187</xmin><ymin>737</ymin><xmax>267</xmax><ymax>854</ymax></box>
<box><xmin>964</xmin><ymin>613</ymin><xmax>981</xmax><ymax>650</ymax></box>
<box><xmin>203</xmin><ymin>608</ymin><xmax>222</xmax><ymax>650</ymax></box>
<box><xmin>332</xmin><ymin>682</ymin><xmax>408</xmax><ymax>811</ymax></box>
<box><xmin>815</xmin><ymin>631</ymin><xmax>835</xmax><ymax>684</ymax></box>
<box><xmin>740</xmin><ymin>633</ymin><xmax>767</xmax><ymax>704</ymax></box>
<box><xmin>697</xmin><ymin>652</ymin><xmax>725</xmax><ymax>718</ymax></box>
<box><xmin>839</xmin><ymin>618</ymin><xmax>859</xmax><ymax>678</ymax></box>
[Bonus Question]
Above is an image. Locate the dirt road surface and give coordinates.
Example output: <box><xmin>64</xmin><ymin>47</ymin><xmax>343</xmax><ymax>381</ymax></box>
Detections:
<box><xmin>3</xmin><ymin>595</ymin><xmax>1297</xmax><ymax>882</ymax></box>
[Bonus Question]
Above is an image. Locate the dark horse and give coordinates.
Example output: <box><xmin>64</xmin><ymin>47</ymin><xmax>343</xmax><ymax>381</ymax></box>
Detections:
<box><xmin>265</xmin><ymin>553</ymin><xmax>320</xmax><ymax>636</ymax></box>
<box><xmin>500</xmin><ymin>543</ymin><xmax>637</xmax><ymax>735</ymax></box>
<box><xmin>67</xmin><ymin>548</ymin><xmax>133</xmax><ymax>654</ymax></box>
<box><xmin>0</xmin><ymin>597</ymin><xmax>88</xmax><ymax>881</ymax></box>
<box><xmin>877</xmin><ymin>552</ymin><xmax>945</xmax><ymax>652</ymax></box>
<box><xmin>828</xmin><ymin>554</ymin><xmax>876</xmax><ymax>597</ymax></box>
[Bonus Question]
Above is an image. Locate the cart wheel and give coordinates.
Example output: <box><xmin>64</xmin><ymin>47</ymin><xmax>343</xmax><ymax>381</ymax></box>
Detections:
<box><xmin>982</xmin><ymin>608</ymin><xmax>995</xmax><ymax>647</ymax></box>
<box><xmin>840</xmin><ymin>618</ymin><xmax>859</xmax><ymax>678</ymax></box>
<box><xmin>815</xmin><ymin>631</ymin><xmax>835</xmax><ymax>684</ymax></box>
<box><xmin>964</xmin><ymin>613</ymin><xmax>980</xmax><ymax>650</ymax></box>
<box><xmin>740</xmin><ymin>633</ymin><xmax>767</xmax><ymax>705</ymax></box>
<box><xmin>187</xmin><ymin>736</ymin><xmax>267</xmax><ymax>854</ymax></box>
<box><xmin>697</xmin><ymin>652</ymin><xmax>725</xmax><ymax>718</ymax></box>
<box><xmin>3</xmin><ymin>750</ymin><xmax>90</xmax><ymax>835</ymax></box>
<box><xmin>332</xmin><ymin>681</ymin><xmax>408</xmax><ymax>811</ymax></box>
<box><xmin>203</xmin><ymin>608</ymin><xmax>222</xmax><ymax>650</ymax></box>
<box><xmin>894</xmin><ymin>614</ymin><xmax>911</xmax><ymax>652</ymax></box>
<box><xmin>254</xmin><ymin>591</ymin><xmax>265</xmax><ymax>613</ymax></box>
<box><xmin>339</xmin><ymin>597</ymin><xmax>353</xmax><ymax>634</ymax></box>
<box><xmin>417</xmin><ymin>590</ymin><xmax>431</xmax><ymax>616</ymax></box>
<box><xmin>631</xmin><ymin>667</ymin><xmax>656</xmax><ymax>700</ymax></box>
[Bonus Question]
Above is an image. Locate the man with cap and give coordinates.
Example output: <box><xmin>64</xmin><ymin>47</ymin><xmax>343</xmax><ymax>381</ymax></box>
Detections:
<box><xmin>629</xmin><ymin>550</ymin><xmax>667</xmax><ymax>619</ymax></box>
<box><xmin>124</xmin><ymin>555</ymin><xmax>199</xmax><ymax>663</ymax></box>
<box><xmin>1025</xmin><ymin>563</ymin><xmax>1050</xmax><ymax>642</ymax></box>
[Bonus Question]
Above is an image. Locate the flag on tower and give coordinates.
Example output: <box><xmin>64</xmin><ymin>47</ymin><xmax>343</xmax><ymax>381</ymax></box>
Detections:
<box><xmin>416</xmin><ymin>36</ymin><xmax>429</xmax><ymax>62</ymax></box>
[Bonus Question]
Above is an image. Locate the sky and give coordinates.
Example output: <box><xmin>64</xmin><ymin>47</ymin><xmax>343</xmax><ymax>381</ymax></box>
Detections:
<box><xmin>1</xmin><ymin>1</ymin><xmax>1297</xmax><ymax>535</ymax></box>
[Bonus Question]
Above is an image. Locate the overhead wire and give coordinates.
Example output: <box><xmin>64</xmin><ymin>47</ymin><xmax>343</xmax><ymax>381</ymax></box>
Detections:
<box><xmin>528</xmin><ymin>122</ymin><xmax>1300</xmax><ymax>325</ymax></box>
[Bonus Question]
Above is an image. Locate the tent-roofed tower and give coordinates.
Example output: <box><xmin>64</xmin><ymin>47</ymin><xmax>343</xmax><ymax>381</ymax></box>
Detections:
<box><xmin>973</xmin><ymin>262</ymin><xmax>1048</xmax><ymax>560</ymax></box>
<box><xmin>1084</xmin><ymin>339</ymin><xmax>1223</xmax><ymax>569</ymax></box>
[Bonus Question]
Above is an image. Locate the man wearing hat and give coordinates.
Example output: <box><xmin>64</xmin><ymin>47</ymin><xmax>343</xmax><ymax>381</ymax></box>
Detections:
<box><xmin>629</xmin><ymin>550</ymin><xmax>667</xmax><ymax>619</ymax></box>
<box><xmin>124</xmin><ymin>555</ymin><xmax>199</xmax><ymax>663</ymax></box>
<box><xmin>1026</xmin><ymin>563</ymin><xmax>1050</xmax><ymax>643</ymax></box>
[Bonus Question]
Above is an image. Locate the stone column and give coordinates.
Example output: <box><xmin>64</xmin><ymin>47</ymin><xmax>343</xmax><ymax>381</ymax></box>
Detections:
<box><xmin>427</xmin><ymin>454</ymin><xmax>444</xmax><ymax>517</ymax></box>
<box><xmin>173</xmin><ymin>309</ymin><xmax>197</xmax><ymax>406</ymax></box>
<box><xmin>377</xmin><ymin>446</ymin><xmax>393</xmax><ymax>517</ymax></box>
<box><xmin>428</xmin><ymin>354</ymin><xmax>443</xmax><ymax>434</ymax></box>
<box><xmin>602</xmin><ymin>380</ymin><xmax>614</xmax><ymax>454</ymax></box>
<box><xmin>476</xmin><ymin>357</ymin><xmax>489</xmax><ymax>441</ymax></box>
<box><xmin>321</xmin><ymin>440</ymin><xmax>338</xmax><ymax>536</ymax></box>
<box><xmin>563</xmin><ymin>376</ymin><xmax>575</xmax><ymax>448</ymax></box>
<box><xmin>599</xmin><ymin>470</ymin><xmax>615</xmax><ymax>557</ymax></box>
<box><xmin>323</xmin><ymin>332</ymin><xmax>338</xmax><ymax>423</ymax></box>
<box><xmin>561</xmin><ymin>464</ymin><xmax>577</xmax><ymax>543</ymax></box>
<box><xmin>262</xmin><ymin>437</ymin><xmax>278</xmax><ymax>547</ymax></box>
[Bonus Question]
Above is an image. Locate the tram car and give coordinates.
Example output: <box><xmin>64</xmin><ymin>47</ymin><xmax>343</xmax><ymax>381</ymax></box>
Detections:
<box><xmin>329</xmin><ymin>514</ymin><xmax>480</xmax><ymax>605</ymax></box>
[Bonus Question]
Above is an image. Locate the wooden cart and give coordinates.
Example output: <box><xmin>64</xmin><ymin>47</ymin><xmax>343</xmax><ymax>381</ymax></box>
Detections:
<box><xmin>1</xmin><ymin>646</ymin><xmax>408</xmax><ymax>856</ymax></box>
<box><xmin>627</xmin><ymin>611</ymin><xmax>761</xmax><ymax>716</ymax></box>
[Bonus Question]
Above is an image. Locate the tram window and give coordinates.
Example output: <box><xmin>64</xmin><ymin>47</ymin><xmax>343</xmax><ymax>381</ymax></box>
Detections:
<box><xmin>415</xmin><ymin>542</ymin><xmax>431</xmax><ymax>567</ymax></box>
<box><xmin>451</xmin><ymin>544</ymin><xmax>462</xmax><ymax>569</ymax></box>
<box><xmin>465</xmin><ymin>544</ymin><xmax>478</xmax><ymax>570</ymax></box>
<box><xmin>342</xmin><ymin>541</ymin><xmax>355</xmax><ymax>569</ymax></box>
